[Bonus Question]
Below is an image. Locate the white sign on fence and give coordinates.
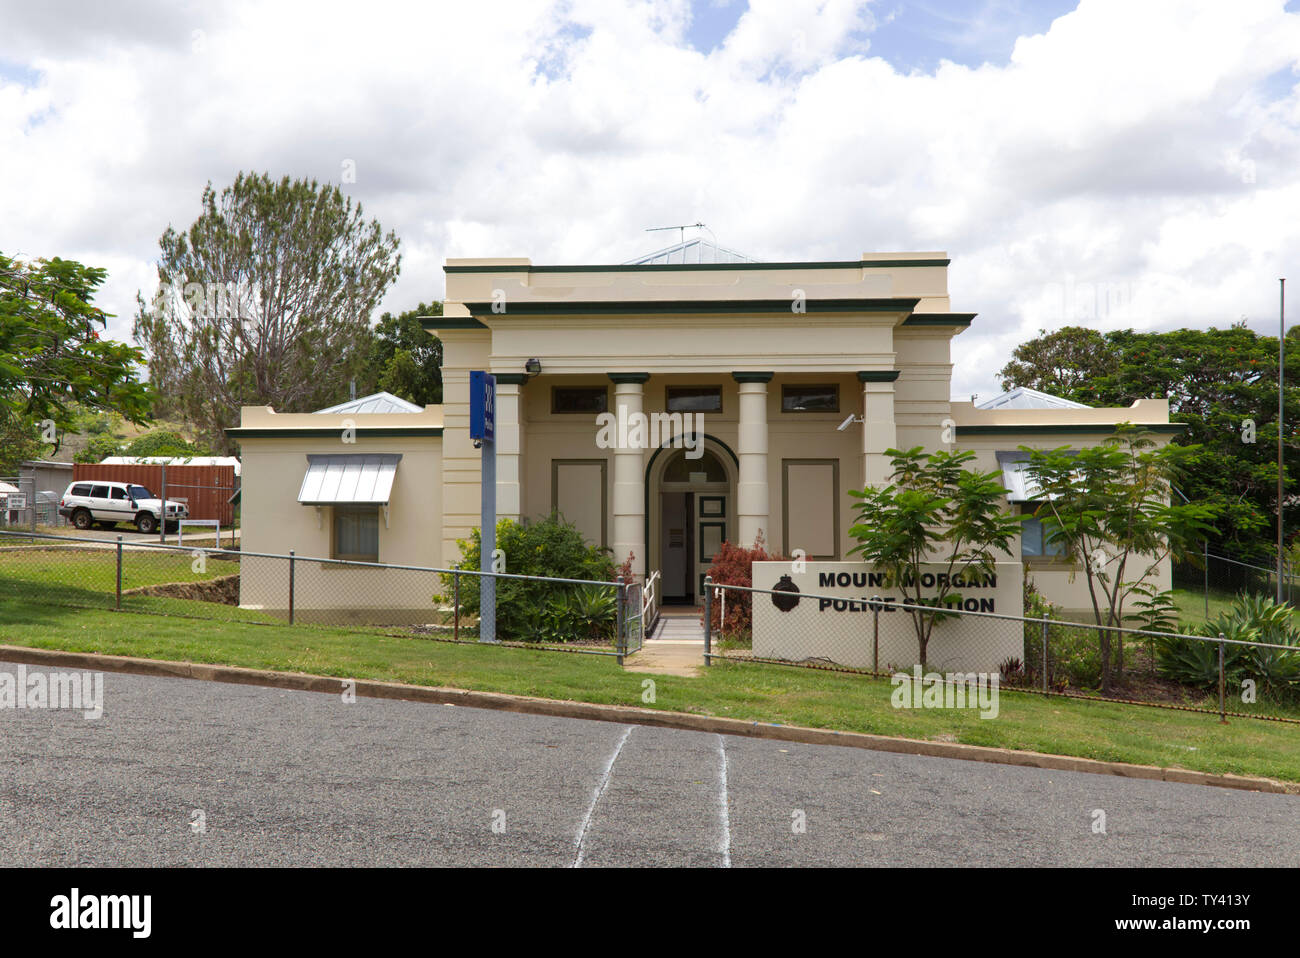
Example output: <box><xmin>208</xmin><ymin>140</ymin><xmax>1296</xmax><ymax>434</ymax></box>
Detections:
<box><xmin>4</xmin><ymin>495</ymin><xmax>26</xmax><ymax>510</ymax></box>
<box><xmin>751</xmin><ymin>561</ymin><xmax>1024</xmax><ymax>673</ymax></box>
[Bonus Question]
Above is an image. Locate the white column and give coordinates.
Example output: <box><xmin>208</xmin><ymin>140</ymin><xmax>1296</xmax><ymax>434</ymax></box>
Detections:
<box><xmin>493</xmin><ymin>378</ymin><xmax>523</xmax><ymax>522</ymax></box>
<box><xmin>860</xmin><ymin>372</ymin><xmax>899</xmax><ymax>488</ymax></box>
<box><xmin>610</xmin><ymin>374</ymin><xmax>647</xmax><ymax>580</ymax></box>
<box><xmin>734</xmin><ymin>373</ymin><xmax>771</xmax><ymax>548</ymax></box>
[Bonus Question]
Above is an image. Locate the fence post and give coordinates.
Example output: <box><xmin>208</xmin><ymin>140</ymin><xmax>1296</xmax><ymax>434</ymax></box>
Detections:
<box><xmin>1203</xmin><ymin>539</ymin><xmax>1209</xmax><ymax>620</ymax></box>
<box><xmin>1218</xmin><ymin>633</ymin><xmax>1226</xmax><ymax>724</ymax></box>
<box><xmin>703</xmin><ymin>575</ymin><xmax>713</xmax><ymax>666</ymax></box>
<box><xmin>115</xmin><ymin>536</ymin><xmax>123</xmax><ymax>611</ymax></box>
<box><xmin>615</xmin><ymin>576</ymin><xmax>626</xmax><ymax>663</ymax></box>
<box><xmin>871</xmin><ymin>596</ymin><xmax>880</xmax><ymax>675</ymax></box>
<box><xmin>288</xmin><ymin>550</ymin><xmax>296</xmax><ymax>626</ymax></box>
<box><xmin>159</xmin><ymin>462</ymin><xmax>167</xmax><ymax>545</ymax></box>
<box><xmin>1041</xmin><ymin>613</ymin><xmax>1049</xmax><ymax>693</ymax></box>
<box><xmin>453</xmin><ymin>570</ymin><xmax>460</xmax><ymax>642</ymax></box>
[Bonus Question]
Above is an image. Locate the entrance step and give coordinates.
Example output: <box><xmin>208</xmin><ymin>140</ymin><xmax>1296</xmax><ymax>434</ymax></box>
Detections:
<box><xmin>623</xmin><ymin>612</ymin><xmax>706</xmax><ymax>677</ymax></box>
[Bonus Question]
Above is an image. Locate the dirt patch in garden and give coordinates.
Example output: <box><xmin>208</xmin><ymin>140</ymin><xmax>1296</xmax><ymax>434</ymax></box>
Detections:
<box><xmin>122</xmin><ymin>574</ymin><xmax>240</xmax><ymax>605</ymax></box>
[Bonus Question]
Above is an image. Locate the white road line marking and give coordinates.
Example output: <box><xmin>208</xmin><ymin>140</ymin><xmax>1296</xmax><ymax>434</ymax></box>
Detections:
<box><xmin>716</xmin><ymin>733</ymin><xmax>732</xmax><ymax>868</ymax></box>
<box><xmin>572</xmin><ymin>725</ymin><xmax>633</xmax><ymax>868</ymax></box>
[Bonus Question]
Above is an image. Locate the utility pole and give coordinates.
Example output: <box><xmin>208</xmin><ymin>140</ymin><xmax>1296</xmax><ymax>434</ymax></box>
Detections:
<box><xmin>1279</xmin><ymin>278</ymin><xmax>1287</xmax><ymax>603</ymax></box>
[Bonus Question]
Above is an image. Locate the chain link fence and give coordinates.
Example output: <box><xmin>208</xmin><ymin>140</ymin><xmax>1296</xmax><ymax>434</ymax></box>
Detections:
<box><xmin>0</xmin><ymin>530</ymin><xmax>643</xmax><ymax>660</ymax></box>
<box><xmin>0</xmin><ymin>476</ymin><xmax>61</xmax><ymax>531</ymax></box>
<box><xmin>703</xmin><ymin>577</ymin><xmax>1300</xmax><ymax>724</ymax></box>
<box><xmin>1179</xmin><ymin>549</ymin><xmax>1298</xmax><ymax>615</ymax></box>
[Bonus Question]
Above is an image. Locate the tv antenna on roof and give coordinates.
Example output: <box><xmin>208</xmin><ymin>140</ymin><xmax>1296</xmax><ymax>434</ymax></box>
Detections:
<box><xmin>645</xmin><ymin>222</ymin><xmax>715</xmax><ymax>245</ymax></box>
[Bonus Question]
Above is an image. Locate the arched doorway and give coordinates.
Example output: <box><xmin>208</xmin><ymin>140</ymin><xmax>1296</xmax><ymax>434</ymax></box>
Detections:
<box><xmin>648</xmin><ymin>442</ymin><xmax>735</xmax><ymax>604</ymax></box>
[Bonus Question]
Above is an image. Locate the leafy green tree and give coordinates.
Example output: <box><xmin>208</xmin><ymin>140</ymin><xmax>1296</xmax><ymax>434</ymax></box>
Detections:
<box><xmin>847</xmin><ymin>447</ymin><xmax>1024</xmax><ymax>667</ymax></box>
<box><xmin>353</xmin><ymin>301</ymin><xmax>443</xmax><ymax>406</ymax></box>
<box><xmin>998</xmin><ymin>326</ymin><xmax>1118</xmax><ymax>397</ymax></box>
<box><xmin>1022</xmin><ymin>426</ymin><xmax>1218</xmax><ymax>692</ymax></box>
<box><xmin>0</xmin><ymin>253</ymin><xmax>152</xmax><ymax>456</ymax></box>
<box><xmin>123</xmin><ymin>430</ymin><xmax>208</xmax><ymax>458</ymax></box>
<box><xmin>133</xmin><ymin>173</ymin><xmax>401</xmax><ymax>452</ymax></box>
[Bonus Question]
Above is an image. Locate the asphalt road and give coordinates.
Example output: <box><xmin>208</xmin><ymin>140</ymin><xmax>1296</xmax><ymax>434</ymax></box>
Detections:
<box><xmin>1</xmin><ymin>660</ymin><xmax>1296</xmax><ymax>867</ymax></box>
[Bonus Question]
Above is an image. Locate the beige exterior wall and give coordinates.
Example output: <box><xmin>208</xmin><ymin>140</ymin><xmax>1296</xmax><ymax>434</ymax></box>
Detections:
<box><xmin>233</xmin><ymin>407</ymin><xmax>444</xmax><ymax>623</ymax></box>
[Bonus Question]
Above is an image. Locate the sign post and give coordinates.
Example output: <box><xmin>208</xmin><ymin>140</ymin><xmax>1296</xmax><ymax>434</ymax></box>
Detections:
<box><xmin>470</xmin><ymin>371</ymin><xmax>497</xmax><ymax>643</ymax></box>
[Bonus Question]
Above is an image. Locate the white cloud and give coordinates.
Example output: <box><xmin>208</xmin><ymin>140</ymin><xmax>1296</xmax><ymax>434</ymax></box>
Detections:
<box><xmin>0</xmin><ymin>0</ymin><xmax>1298</xmax><ymax>400</ymax></box>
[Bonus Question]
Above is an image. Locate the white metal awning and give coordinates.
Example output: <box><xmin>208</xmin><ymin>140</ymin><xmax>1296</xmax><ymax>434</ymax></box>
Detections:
<box><xmin>297</xmin><ymin>454</ymin><xmax>402</xmax><ymax>506</ymax></box>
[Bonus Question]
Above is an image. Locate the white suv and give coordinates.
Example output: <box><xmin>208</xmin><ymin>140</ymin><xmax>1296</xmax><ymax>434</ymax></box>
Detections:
<box><xmin>58</xmin><ymin>481</ymin><xmax>189</xmax><ymax>534</ymax></box>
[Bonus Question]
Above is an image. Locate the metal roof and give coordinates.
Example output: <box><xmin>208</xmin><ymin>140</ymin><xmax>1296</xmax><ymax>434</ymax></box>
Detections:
<box><xmin>297</xmin><ymin>454</ymin><xmax>402</xmax><ymax>505</ymax></box>
<box><xmin>976</xmin><ymin>387</ymin><xmax>1090</xmax><ymax>410</ymax></box>
<box><xmin>314</xmin><ymin>392</ymin><xmax>423</xmax><ymax>415</ymax></box>
<box><xmin>101</xmin><ymin>455</ymin><xmax>242</xmax><ymax>477</ymax></box>
<box><xmin>623</xmin><ymin>238</ymin><xmax>758</xmax><ymax>266</ymax></box>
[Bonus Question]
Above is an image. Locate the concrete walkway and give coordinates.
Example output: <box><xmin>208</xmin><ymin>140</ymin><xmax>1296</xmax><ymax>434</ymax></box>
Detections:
<box><xmin>623</xmin><ymin>607</ymin><xmax>706</xmax><ymax>677</ymax></box>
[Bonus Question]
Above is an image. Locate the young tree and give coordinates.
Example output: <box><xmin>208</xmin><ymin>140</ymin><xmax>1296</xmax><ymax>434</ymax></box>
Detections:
<box><xmin>848</xmin><ymin>447</ymin><xmax>1024</xmax><ymax>668</ymax></box>
<box><xmin>0</xmin><ymin>253</ymin><xmax>152</xmax><ymax>458</ymax></box>
<box><xmin>133</xmin><ymin>173</ymin><xmax>401</xmax><ymax>452</ymax></box>
<box><xmin>1022</xmin><ymin>426</ymin><xmax>1218</xmax><ymax>692</ymax></box>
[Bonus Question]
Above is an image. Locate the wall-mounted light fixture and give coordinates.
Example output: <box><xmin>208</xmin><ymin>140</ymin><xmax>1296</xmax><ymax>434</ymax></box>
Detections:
<box><xmin>525</xmin><ymin>358</ymin><xmax>542</xmax><ymax>378</ymax></box>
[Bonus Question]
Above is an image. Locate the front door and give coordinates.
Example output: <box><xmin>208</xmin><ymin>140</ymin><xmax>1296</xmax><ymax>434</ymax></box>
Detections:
<box><xmin>696</xmin><ymin>494</ymin><xmax>726</xmax><ymax>599</ymax></box>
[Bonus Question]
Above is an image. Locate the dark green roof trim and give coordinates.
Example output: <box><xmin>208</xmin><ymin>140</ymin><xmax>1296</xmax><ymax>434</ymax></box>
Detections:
<box><xmin>957</xmin><ymin>424</ymin><xmax>1187</xmax><ymax>436</ymax></box>
<box><xmin>608</xmin><ymin>372</ymin><xmax>651</xmax><ymax>384</ymax></box>
<box><xmin>420</xmin><ymin>316</ymin><xmax>486</xmax><ymax>330</ymax></box>
<box><xmin>445</xmin><ymin>258</ymin><xmax>950</xmax><ymax>274</ymax></box>
<box><xmin>494</xmin><ymin>373</ymin><xmax>530</xmax><ymax>385</ymax></box>
<box><xmin>857</xmin><ymin>370</ymin><xmax>901</xmax><ymax>382</ymax></box>
<box><xmin>731</xmin><ymin>371</ymin><xmax>774</xmax><ymax>383</ymax></box>
<box><xmin>460</xmin><ymin>298</ymin><xmax>920</xmax><ymax>316</ymax></box>
<box><xmin>226</xmin><ymin>427</ymin><xmax>444</xmax><ymax>439</ymax></box>
<box><xmin>900</xmin><ymin>313</ymin><xmax>976</xmax><ymax>327</ymax></box>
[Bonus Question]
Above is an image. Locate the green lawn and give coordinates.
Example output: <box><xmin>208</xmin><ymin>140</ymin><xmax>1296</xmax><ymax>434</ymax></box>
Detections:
<box><xmin>1</xmin><ymin>590</ymin><xmax>1297</xmax><ymax>785</ymax></box>
<box><xmin>0</xmin><ymin>545</ymin><xmax>264</xmax><ymax>621</ymax></box>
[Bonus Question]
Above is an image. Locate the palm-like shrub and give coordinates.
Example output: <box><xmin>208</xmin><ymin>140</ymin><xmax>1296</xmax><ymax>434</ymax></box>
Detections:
<box><xmin>1155</xmin><ymin>593</ymin><xmax>1300</xmax><ymax>697</ymax></box>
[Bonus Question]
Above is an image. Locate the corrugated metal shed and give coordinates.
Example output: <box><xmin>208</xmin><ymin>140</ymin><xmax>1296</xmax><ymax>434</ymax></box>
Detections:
<box><xmin>297</xmin><ymin>454</ymin><xmax>402</xmax><ymax>505</ymax></box>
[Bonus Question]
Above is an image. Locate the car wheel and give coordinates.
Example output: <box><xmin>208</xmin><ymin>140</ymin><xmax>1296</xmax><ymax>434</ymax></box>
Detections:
<box><xmin>136</xmin><ymin>513</ymin><xmax>158</xmax><ymax>535</ymax></box>
<box><xmin>72</xmin><ymin>509</ymin><xmax>93</xmax><ymax>530</ymax></box>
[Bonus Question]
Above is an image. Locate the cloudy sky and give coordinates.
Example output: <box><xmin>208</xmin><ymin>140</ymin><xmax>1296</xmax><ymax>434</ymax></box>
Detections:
<box><xmin>2</xmin><ymin>0</ymin><xmax>1298</xmax><ymax>399</ymax></box>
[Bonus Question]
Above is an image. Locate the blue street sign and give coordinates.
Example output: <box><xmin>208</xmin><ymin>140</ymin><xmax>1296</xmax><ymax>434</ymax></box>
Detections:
<box><xmin>470</xmin><ymin>370</ymin><xmax>496</xmax><ymax>442</ymax></box>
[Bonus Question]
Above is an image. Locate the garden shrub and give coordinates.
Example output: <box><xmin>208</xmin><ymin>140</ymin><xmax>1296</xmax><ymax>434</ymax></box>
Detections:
<box><xmin>440</xmin><ymin>513</ymin><xmax>617</xmax><ymax>642</ymax></box>
<box><xmin>1022</xmin><ymin>575</ymin><xmax>1102</xmax><ymax>690</ymax></box>
<box><xmin>701</xmin><ymin>531</ymin><xmax>786</xmax><ymax>640</ymax></box>
<box><xmin>1156</xmin><ymin>593</ymin><xmax>1300</xmax><ymax>699</ymax></box>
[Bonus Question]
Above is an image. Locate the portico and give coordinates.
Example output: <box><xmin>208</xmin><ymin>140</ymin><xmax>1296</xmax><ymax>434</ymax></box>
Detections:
<box><xmin>424</xmin><ymin>246</ymin><xmax>961</xmax><ymax>598</ymax></box>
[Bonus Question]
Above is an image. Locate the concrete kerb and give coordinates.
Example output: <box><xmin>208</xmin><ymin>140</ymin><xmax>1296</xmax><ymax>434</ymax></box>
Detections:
<box><xmin>1</xmin><ymin>643</ymin><xmax>1294</xmax><ymax>796</ymax></box>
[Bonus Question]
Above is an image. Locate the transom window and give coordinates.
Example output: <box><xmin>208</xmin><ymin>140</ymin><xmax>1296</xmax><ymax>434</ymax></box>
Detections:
<box><xmin>665</xmin><ymin>386</ymin><xmax>722</xmax><ymax>413</ymax></box>
<box><xmin>782</xmin><ymin>384</ymin><xmax>839</xmax><ymax>413</ymax></box>
<box><xmin>552</xmin><ymin>386</ymin><xmax>609</xmax><ymax>414</ymax></box>
<box><xmin>662</xmin><ymin>449</ymin><xmax>727</xmax><ymax>483</ymax></box>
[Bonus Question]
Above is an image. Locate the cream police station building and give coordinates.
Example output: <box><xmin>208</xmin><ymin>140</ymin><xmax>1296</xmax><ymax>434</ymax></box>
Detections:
<box><xmin>230</xmin><ymin>240</ymin><xmax>1180</xmax><ymax>626</ymax></box>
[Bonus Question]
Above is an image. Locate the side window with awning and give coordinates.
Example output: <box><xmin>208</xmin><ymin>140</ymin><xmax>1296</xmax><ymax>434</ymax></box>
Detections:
<box><xmin>297</xmin><ymin>453</ymin><xmax>402</xmax><ymax>564</ymax></box>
